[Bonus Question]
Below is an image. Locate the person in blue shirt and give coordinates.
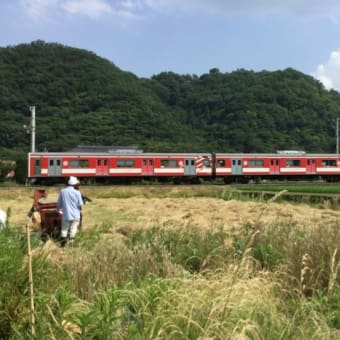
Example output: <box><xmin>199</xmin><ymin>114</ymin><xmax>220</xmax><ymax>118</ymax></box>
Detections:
<box><xmin>56</xmin><ymin>176</ymin><xmax>83</xmax><ymax>246</ymax></box>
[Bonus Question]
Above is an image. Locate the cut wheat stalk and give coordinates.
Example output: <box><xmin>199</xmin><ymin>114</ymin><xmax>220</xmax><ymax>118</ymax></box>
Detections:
<box><xmin>26</xmin><ymin>223</ymin><xmax>35</xmax><ymax>336</ymax></box>
<box><xmin>328</xmin><ymin>248</ymin><xmax>339</xmax><ymax>294</ymax></box>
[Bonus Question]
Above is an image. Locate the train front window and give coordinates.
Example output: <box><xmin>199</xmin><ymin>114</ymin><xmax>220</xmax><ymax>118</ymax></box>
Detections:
<box><xmin>202</xmin><ymin>159</ymin><xmax>211</xmax><ymax>167</ymax></box>
<box><xmin>217</xmin><ymin>160</ymin><xmax>225</xmax><ymax>167</ymax></box>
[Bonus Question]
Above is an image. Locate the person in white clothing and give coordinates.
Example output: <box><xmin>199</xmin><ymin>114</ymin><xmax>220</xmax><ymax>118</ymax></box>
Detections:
<box><xmin>0</xmin><ymin>209</ymin><xmax>6</xmax><ymax>231</ymax></box>
<box><xmin>56</xmin><ymin>176</ymin><xmax>83</xmax><ymax>246</ymax></box>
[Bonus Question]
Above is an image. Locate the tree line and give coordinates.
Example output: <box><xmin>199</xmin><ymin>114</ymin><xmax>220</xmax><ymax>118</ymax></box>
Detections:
<box><xmin>1</xmin><ymin>40</ymin><xmax>340</xmax><ymax>164</ymax></box>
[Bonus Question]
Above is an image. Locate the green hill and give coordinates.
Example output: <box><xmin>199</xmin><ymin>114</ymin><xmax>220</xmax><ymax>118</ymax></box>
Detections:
<box><xmin>1</xmin><ymin>40</ymin><xmax>340</xmax><ymax>159</ymax></box>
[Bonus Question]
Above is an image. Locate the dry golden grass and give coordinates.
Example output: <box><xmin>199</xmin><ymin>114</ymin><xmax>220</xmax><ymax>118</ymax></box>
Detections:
<box><xmin>2</xmin><ymin>186</ymin><xmax>340</xmax><ymax>275</ymax></box>
<box><xmin>2</xmin><ymin>186</ymin><xmax>340</xmax><ymax>232</ymax></box>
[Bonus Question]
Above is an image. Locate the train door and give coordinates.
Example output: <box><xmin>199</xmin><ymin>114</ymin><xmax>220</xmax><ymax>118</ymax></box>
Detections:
<box><xmin>184</xmin><ymin>158</ymin><xmax>196</xmax><ymax>176</ymax></box>
<box><xmin>34</xmin><ymin>158</ymin><xmax>41</xmax><ymax>176</ymax></box>
<box><xmin>306</xmin><ymin>159</ymin><xmax>316</xmax><ymax>173</ymax></box>
<box><xmin>141</xmin><ymin>159</ymin><xmax>154</xmax><ymax>176</ymax></box>
<box><xmin>48</xmin><ymin>158</ymin><xmax>62</xmax><ymax>176</ymax></box>
<box><xmin>270</xmin><ymin>159</ymin><xmax>280</xmax><ymax>174</ymax></box>
<box><xmin>96</xmin><ymin>159</ymin><xmax>109</xmax><ymax>175</ymax></box>
<box><xmin>231</xmin><ymin>159</ymin><xmax>242</xmax><ymax>175</ymax></box>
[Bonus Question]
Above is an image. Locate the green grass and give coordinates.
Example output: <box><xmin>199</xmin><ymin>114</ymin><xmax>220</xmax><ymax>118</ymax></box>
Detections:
<box><xmin>130</xmin><ymin>224</ymin><xmax>231</xmax><ymax>273</ymax></box>
<box><xmin>237</xmin><ymin>183</ymin><xmax>340</xmax><ymax>195</ymax></box>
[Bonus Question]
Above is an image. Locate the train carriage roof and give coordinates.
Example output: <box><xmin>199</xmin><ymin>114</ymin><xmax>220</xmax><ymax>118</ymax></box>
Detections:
<box><xmin>69</xmin><ymin>145</ymin><xmax>143</xmax><ymax>153</ymax></box>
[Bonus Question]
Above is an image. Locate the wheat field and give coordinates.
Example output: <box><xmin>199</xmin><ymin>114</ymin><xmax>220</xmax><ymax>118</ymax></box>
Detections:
<box><xmin>0</xmin><ymin>185</ymin><xmax>339</xmax><ymax>339</ymax></box>
<box><xmin>2</xmin><ymin>185</ymin><xmax>340</xmax><ymax>232</ymax></box>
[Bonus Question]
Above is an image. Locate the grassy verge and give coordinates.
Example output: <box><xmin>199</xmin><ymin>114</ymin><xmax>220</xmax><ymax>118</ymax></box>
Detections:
<box><xmin>236</xmin><ymin>183</ymin><xmax>340</xmax><ymax>194</ymax></box>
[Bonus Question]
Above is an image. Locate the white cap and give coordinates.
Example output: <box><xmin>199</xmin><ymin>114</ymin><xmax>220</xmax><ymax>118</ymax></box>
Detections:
<box><xmin>68</xmin><ymin>176</ymin><xmax>78</xmax><ymax>186</ymax></box>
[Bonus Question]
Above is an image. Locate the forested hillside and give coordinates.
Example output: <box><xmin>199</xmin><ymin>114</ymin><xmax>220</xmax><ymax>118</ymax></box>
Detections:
<box><xmin>1</xmin><ymin>40</ymin><xmax>340</xmax><ymax>159</ymax></box>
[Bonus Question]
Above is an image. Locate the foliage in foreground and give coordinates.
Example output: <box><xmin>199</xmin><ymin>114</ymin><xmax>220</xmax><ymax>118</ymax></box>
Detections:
<box><xmin>0</xmin><ymin>214</ymin><xmax>339</xmax><ymax>339</ymax></box>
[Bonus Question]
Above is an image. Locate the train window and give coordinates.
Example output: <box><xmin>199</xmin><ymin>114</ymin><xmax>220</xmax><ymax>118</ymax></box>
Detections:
<box><xmin>202</xmin><ymin>159</ymin><xmax>211</xmax><ymax>167</ymax></box>
<box><xmin>117</xmin><ymin>160</ymin><xmax>135</xmax><ymax>167</ymax></box>
<box><xmin>49</xmin><ymin>159</ymin><xmax>54</xmax><ymax>166</ymax></box>
<box><xmin>104</xmin><ymin>160</ymin><xmax>108</xmax><ymax>166</ymax></box>
<box><xmin>35</xmin><ymin>159</ymin><xmax>40</xmax><ymax>166</ymax></box>
<box><xmin>248</xmin><ymin>160</ymin><xmax>264</xmax><ymax>167</ymax></box>
<box><xmin>322</xmin><ymin>160</ymin><xmax>336</xmax><ymax>167</ymax></box>
<box><xmin>161</xmin><ymin>160</ymin><xmax>178</xmax><ymax>167</ymax></box>
<box><xmin>217</xmin><ymin>160</ymin><xmax>225</xmax><ymax>167</ymax></box>
<box><xmin>70</xmin><ymin>160</ymin><xmax>89</xmax><ymax>168</ymax></box>
<box><xmin>286</xmin><ymin>159</ymin><xmax>301</xmax><ymax>167</ymax></box>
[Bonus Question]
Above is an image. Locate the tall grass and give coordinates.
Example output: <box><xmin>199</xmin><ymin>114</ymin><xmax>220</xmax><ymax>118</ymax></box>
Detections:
<box><xmin>1</xmin><ymin>203</ymin><xmax>339</xmax><ymax>338</ymax></box>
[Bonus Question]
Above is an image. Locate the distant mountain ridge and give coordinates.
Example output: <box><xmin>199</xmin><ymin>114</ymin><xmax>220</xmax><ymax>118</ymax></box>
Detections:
<box><xmin>1</xmin><ymin>40</ymin><xmax>340</xmax><ymax>159</ymax></box>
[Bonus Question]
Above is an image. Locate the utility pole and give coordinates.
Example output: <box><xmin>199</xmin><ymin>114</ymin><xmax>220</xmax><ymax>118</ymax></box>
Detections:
<box><xmin>337</xmin><ymin>118</ymin><xmax>340</xmax><ymax>155</ymax></box>
<box><xmin>24</xmin><ymin>106</ymin><xmax>36</xmax><ymax>153</ymax></box>
<box><xmin>29</xmin><ymin>106</ymin><xmax>36</xmax><ymax>153</ymax></box>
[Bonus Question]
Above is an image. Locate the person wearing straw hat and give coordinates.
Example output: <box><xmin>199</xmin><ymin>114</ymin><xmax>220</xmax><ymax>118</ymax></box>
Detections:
<box><xmin>56</xmin><ymin>176</ymin><xmax>83</xmax><ymax>246</ymax></box>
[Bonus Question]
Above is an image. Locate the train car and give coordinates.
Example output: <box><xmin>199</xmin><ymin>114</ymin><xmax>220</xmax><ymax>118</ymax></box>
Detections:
<box><xmin>27</xmin><ymin>149</ymin><xmax>340</xmax><ymax>184</ymax></box>
<box><xmin>215</xmin><ymin>151</ymin><xmax>340</xmax><ymax>182</ymax></box>
<box><xmin>28</xmin><ymin>150</ymin><xmax>213</xmax><ymax>184</ymax></box>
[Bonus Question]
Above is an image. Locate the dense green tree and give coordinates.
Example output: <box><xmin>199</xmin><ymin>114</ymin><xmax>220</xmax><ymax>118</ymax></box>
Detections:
<box><xmin>1</xmin><ymin>41</ymin><xmax>340</xmax><ymax>160</ymax></box>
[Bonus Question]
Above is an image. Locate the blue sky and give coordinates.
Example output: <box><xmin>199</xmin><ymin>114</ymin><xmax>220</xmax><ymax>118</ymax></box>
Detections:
<box><xmin>1</xmin><ymin>0</ymin><xmax>340</xmax><ymax>91</ymax></box>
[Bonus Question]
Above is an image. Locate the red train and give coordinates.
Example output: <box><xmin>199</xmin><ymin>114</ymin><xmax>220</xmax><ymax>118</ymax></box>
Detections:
<box><xmin>27</xmin><ymin>147</ymin><xmax>340</xmax><ymax>184</ymax></box>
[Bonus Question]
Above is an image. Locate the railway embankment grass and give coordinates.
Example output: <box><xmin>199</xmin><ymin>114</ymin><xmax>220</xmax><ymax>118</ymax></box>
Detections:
<box><xmin>0</xmin><ymin>185</ymin><xmax>339</xmax><ymax>338</ymax></box>
<box><xmin>232</xmin><ymin>183</ymin><xmax>340</xmax><ymax>207</ymax></box>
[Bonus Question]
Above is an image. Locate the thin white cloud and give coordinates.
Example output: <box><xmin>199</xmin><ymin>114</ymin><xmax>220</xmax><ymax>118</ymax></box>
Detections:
<box><xmin>20</xmin><ymin>0</ymin><xmax>141</xmax><ymax>22</ymax></box>
<box><xmin>313</xmin><ymin>50</ymin><xmax>340</xmax><ymax>91</ymax></box>
<box><xmin>21</xmin><ymin>0</ymin><xmax>59</xmax><ymax>23</ymax></box>
<box><xmin>144</xmin><ymin>0</ymin><xmax>340</xmax><ymax>18</ymax></box>
<box><xmin>19</xmin><ymin>0</ymin><xmax>340</xmax><ymax>22</ymax></box>
<box><xmin>62</xmin><ymin>0</ymin><xmax>113</xmax><ymax>19</ymax></box>
<box><xmin>121</xmin><ymin>0</ymin><xmax>144</xmax><ymax>11</ymax></box>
